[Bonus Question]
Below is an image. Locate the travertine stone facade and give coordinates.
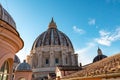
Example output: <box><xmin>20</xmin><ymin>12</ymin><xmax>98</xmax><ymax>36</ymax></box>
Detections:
<box><xmin>29</xmin><ymin>46</ymin><xmax>77</xmax><ymax>68</ymax></box>
<box><xmin>27</xmin><ymin>18</ymin><xmax>78</xmax><ymax>80</ymax></box>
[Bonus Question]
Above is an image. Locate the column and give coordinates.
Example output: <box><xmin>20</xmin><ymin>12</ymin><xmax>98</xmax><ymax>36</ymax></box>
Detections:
<box><xmin>71</xmin><ymin>54</ymin><xmax>75</xmax><ymax>66</ymax></box>
<box><xmin>38</xmin><ymin>53</ymin><xmax>42</xmax><ymax>67</ymax></box>
<box><xmin>62</xmin><ymin>52</ymin><xmax>65</xmax><ymax>65</ymax></box>
<box><xmin>50</xmin><ymin>52</ymin><xmax>54</xmax><ymax>67</ymax></box>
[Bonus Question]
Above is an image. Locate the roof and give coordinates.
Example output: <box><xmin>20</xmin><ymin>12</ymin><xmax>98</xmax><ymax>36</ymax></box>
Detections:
<box><xmin>15</xmin><ymin>60</ymin><xmax>32</xmax><ymax>72</ymax></box>
<box><xmin>62</xmin><ymin>53</ymin><xmax>120</xmax><ymax>79</ymax></box>
<box><xmin>31</xmin><ymin>18</ymin><xmax>74</xmax><ymax>50</ymax></box>
<box><xmin>0</xmin><ymin>4</ymin><xmax>16</xmax><ymax>29</ymax></box>
<box><xmin>57</xmin><ymin>65</ymin><xmax>82</xmax><ymax>71</ymax></box>
<box><xmin>93</xmin><ymin>55</ymin><xmax>107</xmax><ymax>62</ymax></box>
<box><xmin>93</xmin><ymin>47</ymin><xmax>107</xmax><ymax>63</ymax></box>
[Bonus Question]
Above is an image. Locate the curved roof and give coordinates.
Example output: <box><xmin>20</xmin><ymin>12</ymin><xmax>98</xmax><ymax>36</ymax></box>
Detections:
<box><xmin>32</xmin><ymin>18</ymin><xmax>74</xmax><ymax>50</ymax></box>
<box><xmin>93</xmin><ymin>48</ymin><xmax>107</xmax><ymax>63</ymax></box>
<box><xmin>0</xmin><ymin>4</ymin><xmax>16</xmax><ymax>29</ymax></box>
<box><xmin>14</xmin><ymin>55</ymin><xmax>20</xmax><ymax>63</ymax></box>
<box><xmin>15</xmin><ymin>60</ymin><xmax>32</xmax><ymax>72</ymax></box>
<box><xmin>93</xmin><ymin>55</ymin><xmax>107</xmax><ymax>62</ymax></box>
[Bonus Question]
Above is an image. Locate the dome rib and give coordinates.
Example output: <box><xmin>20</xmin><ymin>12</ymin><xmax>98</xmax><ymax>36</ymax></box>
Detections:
<box><xmin>53</xmin><ymin>29</ymin><xmax>60</xmax><ymax>45</ymax></box>
<box><xmin>32</xmin><ymin>28</ymin><xmax>74</xmax><ymax>50</ymax></box>
<box><xmin>44</xmin><ymin>29</ymin><xmax>51</xmax><ymax>45</ymax></box>
<box><xmin>41</xmin><ymin>31</ymin><xmax>47</xmax><ymax>46</ymax></box>
<box><xmin>57</xmin><ymin>29</ymin><xmax>62</xmax><ymax>46</ymax></box>
<box><xmin>31</xmin><ymin>19</ymin><xmax>74</xmax><ymax>51</ymax></box>
<box><xmin>50</xmin><ymin>29</ymin><xmax>54</xmax><ymax>45</ymax></box>
<box><xmin>0</xmin><ymin>4</ymin><xmax>16</xmax><ymax>29</ymax></box>
<box><xmin>15</xmin><ymin>60</ymin><xmax>32</xmax><ymax>72</ymax></box>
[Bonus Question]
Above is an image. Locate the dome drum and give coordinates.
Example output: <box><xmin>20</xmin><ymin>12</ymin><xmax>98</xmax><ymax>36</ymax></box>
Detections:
<box><xmin>31</xmin><ymin>46</ymin><xmax>74</xmax><ymax>54</ymax></box>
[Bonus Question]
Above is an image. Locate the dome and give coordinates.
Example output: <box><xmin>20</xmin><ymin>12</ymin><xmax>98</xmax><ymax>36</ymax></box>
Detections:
<box><xmin>0</xmin><ymin>4</ymin><xmax>16</xmax><ymax>29</ymax></box>
<box><xmin>15</xmin><ymin>60</ymin><xmax>32</xmax><ymax>71</ymax></box>
<box><xmin>32</xmin><ymin>18</ymin><xmax>73</xmax><ymax>50</ymax></box>
<box><xmin>93</xmin><ymin>48</ymin><xmax>107</xmax><ymax>63</ymax></box>
<box><xmin>14</xmin><ymin>55</ymin><xmax>20</xmax><ymax>64</ymax></box>
<box><xmin>93</xmin><ymin>55</ymin><xmax>107</xmax><ymax>62</ymax></box>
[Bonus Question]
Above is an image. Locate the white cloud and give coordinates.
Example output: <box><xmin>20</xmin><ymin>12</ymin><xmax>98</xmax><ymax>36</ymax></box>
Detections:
<box><xmin>95</xmin><ymin>27</ymin><xmax>120</xmax><ymax>46</ymax></box>
<box><xmin>76</xmin><ymin>42</ymin><xmax>96</xmax><ymax>65</ymax></box>
<box><xmin>88</xmin><ymin>18</ymin><xmax>96</xmax><ymax>26</ymax></box>
<box><xmin>73</xmin><ymin>26</ymin><xmax>85</xmax><ymax>34</ymax></box>
<box><xmin>99</xmin><ymin>30</ymin><xmax>110</xmax><ymax>36</ymax></box>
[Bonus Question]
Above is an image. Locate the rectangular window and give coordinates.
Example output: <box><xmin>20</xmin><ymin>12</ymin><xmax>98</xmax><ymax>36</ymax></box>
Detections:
<box><xmin>55</xmin><ymin>58</ymin><xmax>59</xmax><ymax>64</ymax></box>
<box><xmin>46</xmin><ymin>59</ymin><xmax>49</xmax><ymax>64</ymax></box>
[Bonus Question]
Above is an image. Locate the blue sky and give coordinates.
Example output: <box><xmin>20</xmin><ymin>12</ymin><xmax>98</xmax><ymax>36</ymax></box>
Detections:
<box><xmin>1</xmin><ymin>0</ymin><xmax>120</xmax><ymax>65</ymax></box>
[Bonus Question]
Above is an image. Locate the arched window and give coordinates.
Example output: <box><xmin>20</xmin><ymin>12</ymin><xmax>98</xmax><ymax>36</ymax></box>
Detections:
<box><xmin>0</xmin><ymin>61</ymin><xmax>9</xmax><ymax>80</ymax></box>
<box><xmin>19</xmin><ymin>77</ymin><xmax>26</xmax><ymax>80</ymax></box>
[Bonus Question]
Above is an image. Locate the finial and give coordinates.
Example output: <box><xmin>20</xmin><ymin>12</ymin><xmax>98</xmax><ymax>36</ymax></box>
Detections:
<box><xmin>48</xmin><ymin>17</ymin><xmax>57</xmax><ymax>29</ymax></box>
<box><xmin>51</xmin><ymin>17</ymin><xmax>54</xmax><ymax>23</ymax></box>
<box><xmin>97</xmin><ymin>47</ymin><xmax>102</xmax><ymax>55</ymax></box>
<box><xmin>98</xmin><ymin>46</ymin><xmax>100</xmax><ymax>50</ymax></box>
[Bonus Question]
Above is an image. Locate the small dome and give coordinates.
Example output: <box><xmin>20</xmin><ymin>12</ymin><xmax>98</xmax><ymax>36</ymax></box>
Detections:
<box><xmin>93</xmin><ymin>47</ymin><xmax>107</xmax><ymax>63</ymax></box>
<box><xmin>32</xmin><ymin>18</ymin><xmax>73</xmax><ymax>50</ymax></box>
<box><xmin>15</xmin><ymin>60</ymin><xmax>32</xmax><ymax>71</ymax></box>
<box><xmin>93</xmin><ymin>55</ymin><xmax>107</xmax><ymax>63</ymax></box>
<box><xmin>0</xmin><ymin>4</ymin><xmax>16</xmax><ymax>29</ymax></box>
<box><xmin>14</xmin><ymin>55</ymin><xmax>20</xmax><ymax>64</ymax></box>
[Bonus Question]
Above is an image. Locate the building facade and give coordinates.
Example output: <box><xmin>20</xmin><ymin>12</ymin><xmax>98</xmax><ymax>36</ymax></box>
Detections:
<box><xmin>0</xmin><ymin>4</ymin><xmax>23</xmax><ymax>80</ymax></box>
<box><xmin>27</xmin><ymin>18</ymin><xmax>78</xmax><ymax>80</ymax></box>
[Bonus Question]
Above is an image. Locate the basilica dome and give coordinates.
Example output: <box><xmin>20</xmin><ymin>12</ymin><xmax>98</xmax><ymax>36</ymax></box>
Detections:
<box><xmin>0</xmin><ymin>4</ymin><xmax>16</xmax><ymax>29</ymax></box>
<box><xmin>28</xmin><ymin>18</ymin><xmax>78</xmax><ymax>80</ymax></box>
<box><xmin>32</xmin><ymin>18</ymin><xmax>73</xmax><ymax>50</ymax></box>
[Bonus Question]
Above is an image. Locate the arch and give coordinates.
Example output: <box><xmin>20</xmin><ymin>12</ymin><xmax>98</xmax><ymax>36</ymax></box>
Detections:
<box><xmin>19</xmin><ymin>77</ymin><xmax>26</xmax><ymax>80</ymax></box>
<box><xmin>0</xmin><ymin>53</ymin><xmax>14</xmax><ymax>68</ymax></box>
<box><xmin>0</xmin><ymin>60</ymin><xmax>9</xmax><ymax>80</ymax></box>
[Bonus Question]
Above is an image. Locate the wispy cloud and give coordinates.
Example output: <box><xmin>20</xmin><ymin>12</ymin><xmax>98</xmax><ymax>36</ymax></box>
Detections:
<box><xmin>73</xmin><ymin>26</ymin><xmax>85</xmax><ymax>34</ymax></box>
<box><xmin>95</xmin><ymin>27</ymin><xmax>120</xmax><ymax>46</ymax></box>
<box><xmin>76</xmin><ymin>42</ymin><xmax>96</xmax><ymax>65</ymax></box>
<box><xmin>88</xmin><ymin>18</ymin><xmax>96</xmax><ymax>26</ymax></box>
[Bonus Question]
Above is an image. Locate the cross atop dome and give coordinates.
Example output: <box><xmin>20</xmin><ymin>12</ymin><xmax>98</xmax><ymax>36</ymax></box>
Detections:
<box><xmin>48</xmin><ymin>17</ymin><xmax>57</xmax><ymax>29</ymax></box>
